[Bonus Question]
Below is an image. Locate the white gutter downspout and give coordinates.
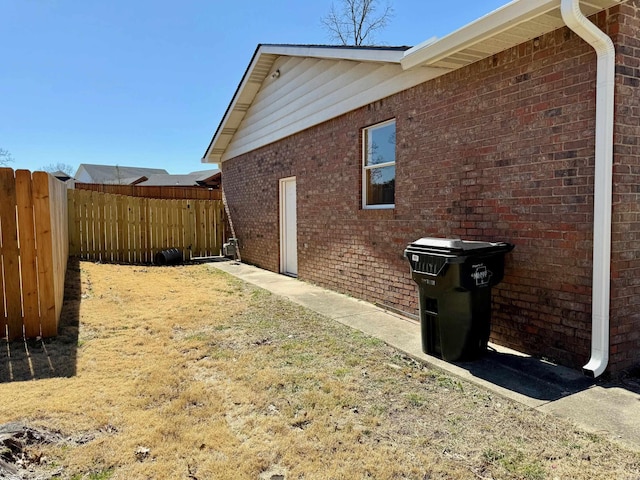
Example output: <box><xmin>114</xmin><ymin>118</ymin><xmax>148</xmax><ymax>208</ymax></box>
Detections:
<box><xmin>560</xmin><ymin>0</ymin><xmax>616</xmax><ymax>378</ymax></box>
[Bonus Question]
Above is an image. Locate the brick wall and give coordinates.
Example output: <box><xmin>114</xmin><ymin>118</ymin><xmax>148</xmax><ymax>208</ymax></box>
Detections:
<box><xmin>222</xmin><ymin>6</ymin><xmax>640</xmax><ymax>373</ymax></box>
<box><xmin>609</xmin><ymin>0</ymin><xmax>640</xmax><ymax>372</ymax></box>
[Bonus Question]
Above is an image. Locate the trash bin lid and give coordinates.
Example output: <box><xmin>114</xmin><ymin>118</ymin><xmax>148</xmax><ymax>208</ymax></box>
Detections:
<box><xmin>410</xmin><ymin>237</ymin><xmax>499</xmax><ymax>251</ymax></box>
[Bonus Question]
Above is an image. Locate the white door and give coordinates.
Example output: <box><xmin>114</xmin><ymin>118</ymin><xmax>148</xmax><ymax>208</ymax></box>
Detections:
<box><xmin>280</xmin><ymin>177</ymin><xmax>298</xmax><ymax>276</ymax></box>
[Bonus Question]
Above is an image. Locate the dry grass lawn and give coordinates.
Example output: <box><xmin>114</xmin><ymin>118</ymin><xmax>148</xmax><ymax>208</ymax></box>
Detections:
<box><xmin>0</xmin><ymin>260</ymin><xmax>639</xmax><ymax>479</ymax></box>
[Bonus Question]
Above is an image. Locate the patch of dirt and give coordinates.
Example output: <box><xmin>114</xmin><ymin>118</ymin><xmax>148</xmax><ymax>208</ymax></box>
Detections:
<box><xmin>0</xmin><ymin>423</ymin><xmax>82</xmax><ymax>480</ymax></box>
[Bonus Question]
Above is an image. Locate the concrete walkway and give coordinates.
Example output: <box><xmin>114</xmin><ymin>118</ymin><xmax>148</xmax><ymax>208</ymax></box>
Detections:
<box><xmin>208</xmin><ymin>259</ymin><xmax>640</xmax><ymax>452</ymax></box>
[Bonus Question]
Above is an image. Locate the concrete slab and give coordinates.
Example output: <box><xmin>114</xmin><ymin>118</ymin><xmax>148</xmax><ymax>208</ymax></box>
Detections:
<box><xmin>538</xmin><ymin>385</ymin><xmax>640</xmax><ymax>451</ymax></box>
<box><xmin>213</xmin><ymin>261</ymin><xmax>380</xmax><ymax>319</ymax></box>
<box><xmin>208</xmin><ymin>260</ymin><xmax>640</xmax><ymax>451</ymax></box>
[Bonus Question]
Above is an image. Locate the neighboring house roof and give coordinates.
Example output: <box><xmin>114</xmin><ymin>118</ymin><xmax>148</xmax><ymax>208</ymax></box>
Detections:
<box><xmin>136</xmin><ymin>169</ymin><xmax>221</xmax><ymax>187</ymax></box>
<box><xmin>103</xmin><ymin>176</ymin><xmax>148</xmax><ymax>185</ymax></box>
<box><xmin>202</xmin><ymin>0</ymin><xmax>621</xmax><ymax>165</ymax></box>
<box><xmin>75</xmin><ymin>163</ymin><xmax>168</xmax><ymax>184</ymax></box>
<box><xmin>51</xmin><ymin>170</ymin><xmax>73</xmax><ymax>182</ymax></box>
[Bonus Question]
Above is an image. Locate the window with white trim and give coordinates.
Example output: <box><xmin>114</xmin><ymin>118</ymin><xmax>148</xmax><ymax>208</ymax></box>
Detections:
<box><xmin>362</xmin><ymin>119</ymin><xmax>395</xmax><ymax>208</ymax></box>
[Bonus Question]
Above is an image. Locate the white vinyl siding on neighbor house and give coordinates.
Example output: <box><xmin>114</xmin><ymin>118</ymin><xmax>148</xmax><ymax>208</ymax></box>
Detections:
<box><xmin>74</xmin><ymin>166</ymin><xmax>92</xmax><ymax>183</ymax></box>
<box><xmin>362</xmin><ymin>119</ymin><xmax>396</xmax><ymax>209</ymax></box>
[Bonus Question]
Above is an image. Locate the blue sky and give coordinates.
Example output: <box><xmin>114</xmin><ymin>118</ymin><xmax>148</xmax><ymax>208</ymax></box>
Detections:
<box><xmin>1</xmin><ymin>0</ymin><xmax>507</xmax><ymax>175</ymax></box>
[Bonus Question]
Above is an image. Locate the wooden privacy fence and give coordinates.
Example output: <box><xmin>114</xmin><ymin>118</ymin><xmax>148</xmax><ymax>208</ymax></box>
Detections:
<box><xmin>74</xmin><ymin>182</ymin><xmax>222</xmax><ymax>200</ymax></box>
<box><xmin>0</xmin><ymin>168</ymin><xmax>69</xmax><ymax>340</ymax></box>
<box><xmin>68</xmin><ymin>189</ymin><xmax>224</xmax><ymax>263</ymax></box>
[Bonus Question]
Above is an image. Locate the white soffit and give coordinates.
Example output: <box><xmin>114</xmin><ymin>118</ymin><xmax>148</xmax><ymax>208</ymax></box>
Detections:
<box><xmin>401</xmin><ymin>0</ymin><xmax>622</xmax><ymax>70</ymax></box>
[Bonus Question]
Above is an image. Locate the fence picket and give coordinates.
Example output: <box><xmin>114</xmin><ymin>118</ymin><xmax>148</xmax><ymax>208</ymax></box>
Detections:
<box><xmin>80</xmin><ymin>190</ymin><xmax>91</xmax><ymax>258</ymax></box>
<box><xmin>185</xmin><ymin>201</ymin><xmax>194</xmax><ymax>260</ymax></box>
<box><xmin>150</xmin><ymin>201</ymin><xmax>159</xmax><ymax>254</ymax></box>
<box><xmin>0</xmin><ymin>168</ymin><xmax>23</xmax><ymax>339</ymax></box>
<box><xmin>117</xmin><ymin>195</ymin><xmax>124</xmax><ymax>262</ymax></box>
<box><xmin>15</xmin><ymin>170</ymin><xmax>40</xmax><ymax>337</ymax></box>
<box><xmin>88</xmin><ymin>191</ymin><xmax>96</xmax><ymax>258</ymax></box>
<box><xmin>215</xmin><ymin>199</ymin><xmax>223</xmax><ymax>256</ymax></box>
<box><xmin>68</xmin><ymin>189</ymin><xmax>80</xmax><ymax>256</ymax></box>
<box><xmin>142</xmin><ymin>199</ymin><xmax>150</xmax><ymax>263</ymax></box>
<box><xmin>177</xmin><ymin>200</ymin><xmax>186</xmax><ymax>259</ymax></box>
<box><xmin>32</xmin><ymin>172</ymin><xmax>57</xmax><ymax>337</ymax></box>
<box><xmin>97</xmin><ymin>192</ymin><xmax>105</xmax><ymax>261</ymax></box>
<box><xmin>130</xmin><ymin>198</ymin><xmax>139</xmax><ymax>263</ymax></box>
<box><xmin>162</xmin><ymin>200</ymin><xmax>170</xmax><ymax>250</ymax></box>
<box><xmin>104</xmin><ymin>193</ymin><xmax>115</xmax><ymax>262</ymax></box>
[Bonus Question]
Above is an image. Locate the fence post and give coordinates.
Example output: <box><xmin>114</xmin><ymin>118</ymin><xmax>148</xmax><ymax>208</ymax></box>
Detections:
<box><xmin>47</xmin><ymin>173</ymin><xmax>68</xmax><ymax>327</ymax></box>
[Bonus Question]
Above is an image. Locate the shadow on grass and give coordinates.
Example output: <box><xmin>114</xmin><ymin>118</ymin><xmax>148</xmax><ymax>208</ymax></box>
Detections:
<box><xmin>0</xmin><ymin>257</ymin><xmax>80</xmax><ymax>382</ymax></box>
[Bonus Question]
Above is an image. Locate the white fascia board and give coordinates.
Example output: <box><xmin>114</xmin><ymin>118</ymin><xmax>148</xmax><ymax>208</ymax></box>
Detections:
<box><xmin>401</xmin><ymin>0</ymin><xmax>560</xmax><ymax>70</ymax></box>
<box><xmin>202</xmin><ymin>46</ymin><xmax>272</xmax><ymax>163</ymax></box>
<box><xmin>260</xmin><ymin>44</ymin><xmax>406</xmax><ymax>63</ymax></box>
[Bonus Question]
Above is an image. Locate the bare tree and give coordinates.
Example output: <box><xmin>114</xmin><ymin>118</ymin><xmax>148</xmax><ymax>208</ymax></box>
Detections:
<box><xmin>41</xmin><ymin>162</ymin><xmax>75</xmax><ymax>176</ymax></box>
<box><xmin>321</xmin><ymin>0</ymin><xmax>394</xmax><ymax>46</ymax></box>
<box><xmin>0</xmin><ymin>148</ymin><xmax>13</xmax><ymax>166</ymax></box>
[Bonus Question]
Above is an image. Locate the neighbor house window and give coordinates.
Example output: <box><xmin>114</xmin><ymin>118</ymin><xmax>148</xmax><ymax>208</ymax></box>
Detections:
<box><xmin>363</xmin><ymin>119</ymin><xmax>395</xmax><ymax>209</ymax></box>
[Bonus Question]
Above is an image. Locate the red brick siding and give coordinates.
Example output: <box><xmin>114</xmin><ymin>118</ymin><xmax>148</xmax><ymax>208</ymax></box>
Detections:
<box><xmin>222</xmin><ymin>6</ymin><xmax>639</xmax><ymax>372</ymax></box>
<box><xmin>609</xmin><ymin>0</ymin><xmax>640</xmax><ymax>372</ymax></box>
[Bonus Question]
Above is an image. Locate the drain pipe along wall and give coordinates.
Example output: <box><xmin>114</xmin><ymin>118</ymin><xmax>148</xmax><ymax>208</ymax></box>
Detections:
<box><xmin>560</xmin><ymin>0</ymin><xmax>618</xmax><ymax>378</ymax></box>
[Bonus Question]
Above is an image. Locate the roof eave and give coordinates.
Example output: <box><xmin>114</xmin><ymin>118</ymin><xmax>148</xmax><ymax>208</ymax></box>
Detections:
<box><xmin>401</xmin><ymin>0</ymin><xmax>622</xmax><ymax>70</ymax></box>
<box><xmin>401</xmin><ymin>0</ymin><xmax>560</xmax><ymax>70</ymax></box>
<box><xmin>202</xmin><ymin>45</ymin><xmax>264</xmax><ymax>164</ymax></box>
<box><xmin>203</xmin><ymin>0</ymin><xmax>623</xmax><ymax>164</ymax></box>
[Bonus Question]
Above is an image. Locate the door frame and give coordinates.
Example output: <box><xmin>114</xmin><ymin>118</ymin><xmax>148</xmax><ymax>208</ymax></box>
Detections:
<box><xmin>279</xmin><ymin>176</ymin><xmax>298</xmax><ymax>276</ymax></box>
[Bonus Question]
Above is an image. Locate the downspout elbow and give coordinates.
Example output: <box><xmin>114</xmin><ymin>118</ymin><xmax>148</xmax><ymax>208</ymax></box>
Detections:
<box><xmin>560</xmin><ymin>0</ymin><xmax>616</xmax><ymax>378</ymax></box>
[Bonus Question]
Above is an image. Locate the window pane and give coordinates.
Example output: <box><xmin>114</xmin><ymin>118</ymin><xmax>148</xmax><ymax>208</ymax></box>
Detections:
<box><xmin>366</xmin><ymin>122</ymin><xmax>396</xmax><ymax>166</ymax></box>
<box><xmin>366</xmin><ymin>165</ymin><xmax>395</xmax><ymax>205</ymax></box>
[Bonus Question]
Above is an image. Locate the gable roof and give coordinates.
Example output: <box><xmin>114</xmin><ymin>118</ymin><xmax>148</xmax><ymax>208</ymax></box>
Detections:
<box><xmin>202</xmin><ymin>45</ymin><xmax>413</xmax><ymax>164</ymax></box>
<box><xmin>103</xmin><ymin>175</ymin><xmax>148</xmax><ymax>185</ymax></box>
<box><xmin>202</xmin><ymin>0</ymin><xmax>621</xmax><ymax>166</ymax></box>
<box><xmin>202</xmin><ymin>44</ymin><xmax>443</xmax><ymax>164</ymax></box>
<box><xmin>76</xmin><ymin>164</ymin><xmax>168</xmax><ymax>184</ymax></box>
<box><xmin>136</xmin><ymin>169</ymin><xmax>221</xmax><ymax>187</ymax></box>
<box><xmin>51</xmin><ymin>170</ymin><xmax>73</xmax><ymax>181</ymax></box>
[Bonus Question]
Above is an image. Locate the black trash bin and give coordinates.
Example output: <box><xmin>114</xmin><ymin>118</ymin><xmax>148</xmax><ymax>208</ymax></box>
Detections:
<box><xmin>405</xmin><ymin>238</ymin><xmax>514</xmax><ymax>362</ymax></box>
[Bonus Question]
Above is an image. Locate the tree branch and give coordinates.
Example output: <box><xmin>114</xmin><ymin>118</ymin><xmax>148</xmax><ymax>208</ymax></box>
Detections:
<box><xmin>321</xmin><ymin>0</ymin><xmax>394</xmax><ymax>46</ymax></box>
